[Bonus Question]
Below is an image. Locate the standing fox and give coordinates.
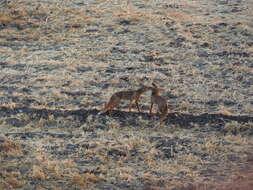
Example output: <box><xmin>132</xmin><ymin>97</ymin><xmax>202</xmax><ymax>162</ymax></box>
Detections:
<box><xmin>150</xmin><ymin>83</ymin><xmax>168</xmax><ymax>124</ymax></box>
<box><xmin>102</xmin><ymin>84</ymin><xmax>151</xmax><ymax>114</ymax></box>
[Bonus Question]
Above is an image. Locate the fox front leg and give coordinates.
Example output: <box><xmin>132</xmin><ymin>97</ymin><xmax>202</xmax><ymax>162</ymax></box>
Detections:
<box><xmin>149</xmin><ymin>102</ymin><xmax>153</xmax><ymax>115</ymax></box>
<box><xmin>135</xmin><ymin>97</ymin><xmax>141</xmax><ymax>113</ymax></box>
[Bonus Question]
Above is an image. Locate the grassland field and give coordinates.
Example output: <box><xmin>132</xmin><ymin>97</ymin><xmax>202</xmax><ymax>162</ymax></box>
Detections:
<box><xmin>0</xmin><ymin>0</ymin><xmax>253</xmax><ymax>189</ymax></box>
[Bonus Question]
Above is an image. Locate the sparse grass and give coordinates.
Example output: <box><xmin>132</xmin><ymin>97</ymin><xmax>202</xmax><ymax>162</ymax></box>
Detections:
<box><xmin>0</xmin><ymin>0</ymin><xmax>253</xmax><ymax>189</ymax></box>
<box><xmin>1</xmin><ymin>120</ymin><xmax>253</xmax><ymax>189</ymax></box>
<box><xmin>31</xmin><ymin>165</ymin><xmax>47</xmax><ymax>180</ymax></box>
<box><xmin>71</xmin><ymin>173</ymin><xmax>101</xmax><ymax>187</ymax></box>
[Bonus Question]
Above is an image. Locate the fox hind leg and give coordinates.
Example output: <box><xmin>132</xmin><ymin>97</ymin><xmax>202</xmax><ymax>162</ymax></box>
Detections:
<box><xmin>129</xmin><ymin>99</ymin><xmax>135</xmax><ymax>112</ymax></box>
<box><xmin>103</xmin><ymin>95</ymin><xmax>120</xmax><ymax>114</ymax></box>
<box><xmin>159</xmin><ymin>108</ymin><xmax>168</xmax><ymax>124</ymax></box>
<box><xmin>135</xmin><ymin>97</ymin><xmax>141</xmax><ymax>113</ymax></box>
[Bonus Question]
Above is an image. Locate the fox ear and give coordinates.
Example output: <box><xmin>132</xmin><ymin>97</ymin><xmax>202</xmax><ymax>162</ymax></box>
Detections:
<box><xmin>152</xmin><ymin>83</ymin><xmax>158</xmax><ymax>88</ymax></box>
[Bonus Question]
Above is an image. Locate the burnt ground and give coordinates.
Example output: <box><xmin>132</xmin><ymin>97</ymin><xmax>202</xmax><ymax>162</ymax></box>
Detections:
<box><xmin>0</xmin><ymin>0</ymin><xmax>253</xmax><ymax>189</ymax></box>
<box><xmin>1</xmin><ymin>105</ymin><xmax>253</xmax><ymax>190</ymax></box>
<box><xmin>0</xmin><ymin>106</ymin><xmax>253</xmax><ymax>134</ymax></box>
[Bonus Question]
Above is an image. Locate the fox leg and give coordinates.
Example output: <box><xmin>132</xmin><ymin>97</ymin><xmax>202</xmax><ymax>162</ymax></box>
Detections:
<box><xmin>102</xmin><ymin>103</ymin><xmax>112</xmax><ymax>113</ymax></box>
<box><xmin>149</xmin><ymin>102</ymin><xmax>153</xmax><ymax>115</ymax></box>
<box><xmin>105</xmin><ymin>102</ymin><xmax>118</xmax><ymax>115</ymax></box>
<box><xmin>135</xmin><ymin>97</ymin><xmax>141</xmax><ymax>112</ymax></box>
<box><xmin>129</xmin><ymin>99</ymin><xmax>135</xmax><ymax>112</ymax></box>
<box><xmin>103</xmin><ymin>95</ymin><xmax>120</xmax><ymax>115</ymax></box>
<box><xmin>135</xmin><ymin>100</ymin><xmax>140</xmax><ymax>113</ymax></box>
<box><xmin>159</xmin><ymin>115</ymin><xmax>166</xmax><ymax>125</ymax></box>
<box><xmin>159</xmin><ymin>109</ymin><xmax>168</xmax><ymax>124</ymax></box>
<box><xmin>107</xmin><ymin>106</ymin><xmax>113</xmax><ymax>115</ymax></box>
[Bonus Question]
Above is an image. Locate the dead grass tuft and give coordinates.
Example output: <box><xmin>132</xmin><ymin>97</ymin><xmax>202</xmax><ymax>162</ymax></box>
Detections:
<box><xmin>112</xmin><ymin>2</ymin><xmax>156</xmax><ymax>23</ymax></box>
<box><xmin>34</xmin><ymin>154</ymin><xmax>78</xmax><ymax>179</ymax></box>
<box><xmin>218</xmin><ymin>105</ymin><xmax>234</xmax><ymax>115</ymax></box>
<box><xmin>141</xmin><ymin>173</ymin><xmax>169</xmax><ymax>189</ymax></box>
<box><xmin>224</xmin><ymin>122</ymin><xmax>253</xmax><ymax>136</ymax></box>
<box><xmin>71</xmin><ymin>173</ymin><xmax>101</xmax><ymax>187</ymax></box>
<box><xmin>0</xmin><ymin>8</ymin><xmax>28</xmax><ymax>24</ymax></box>
<box><xmin>31</xmin><ymin>165</ymin><xmax>47</xmax><ymax>180</ymax></box>
<box><xmin>199</xmin><ymin>139</ymin><xmax>228</xmax><ymax>156</ymax></box>
<box><xmin>5</xmin><ymin>176</ymin><xmax>23</xmax><ymax>188</ymax></box>
<box><xmin>0</xmin><ymin>137</ymin><xmax>24</xmax><ymax>157</ymax></box>
<box><xmin>0</xmin><ymin>141</ymin><xmax>21</xmax><ymax>151</ymax></box>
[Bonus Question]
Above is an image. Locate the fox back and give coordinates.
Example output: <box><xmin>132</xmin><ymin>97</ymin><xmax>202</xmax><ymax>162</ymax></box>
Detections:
<box><xmin>115</xmin><ymin>85</ymin><xmax>151</xmax><ymax>100</ymax></box>
<box><xmin>102</xmin><ymin>84</ymin><xmax>152</xmax><ymax>114</ymax></box>
<box><xmin>114</xmin><ymin>90</ymin><xmax>138</xmax><ymax>100</ymax></box>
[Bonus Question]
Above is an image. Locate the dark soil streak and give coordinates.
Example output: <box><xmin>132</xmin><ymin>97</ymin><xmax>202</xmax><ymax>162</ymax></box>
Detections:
<box><xmin>1</xmin><ymin>106</ymin><xmax>252</xmax><ymax>129</ymax></box>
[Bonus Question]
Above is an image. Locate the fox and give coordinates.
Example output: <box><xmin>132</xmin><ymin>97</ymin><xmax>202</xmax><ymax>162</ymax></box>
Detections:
<box><xmin>149</xmin><ymin>83</ymin><xmax>168</xmax><ymax>124</ymax></box>
<box><xmin>102</xmin><ymin>84</ymin><xmax>152</xmax><ymax>114</ymax></box>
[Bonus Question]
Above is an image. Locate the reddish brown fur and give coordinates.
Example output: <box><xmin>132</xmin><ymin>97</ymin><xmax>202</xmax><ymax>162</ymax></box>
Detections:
<box><xmin>102</xmin><ymin>85</ymin><xmax>151</xmax><ymax>114</ymax></box>
<box><xmin>149</xmin><ymin>83</ymin><xmax>168</xmax><ymax>124</ymax></box>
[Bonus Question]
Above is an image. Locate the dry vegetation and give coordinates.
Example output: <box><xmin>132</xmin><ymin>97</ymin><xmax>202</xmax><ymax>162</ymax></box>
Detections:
<box><xmin>0</xmin><ymin>0</ymin><xmax>253</xmax><ymax>189</ymax></box>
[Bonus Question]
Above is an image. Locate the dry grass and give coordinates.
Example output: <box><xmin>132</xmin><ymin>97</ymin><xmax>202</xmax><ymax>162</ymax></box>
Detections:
<box><xmin>0</xmin><ymin>0</ymin><xmax>252</xmax><ymax>189</ymax></box>
<box><xmin>71</xmin><ymin>173</ymin><xmax>101</xmax><ymax>187</ymax></box>
<box><xmin>31</xmin><ymin>165</ymin><xmax>47</xmax><ymax>180</ymax></box>
<box><xmin>0</xmin><ymin>137</ymin><xmax>23</xmax><ymax>157</ymax></box>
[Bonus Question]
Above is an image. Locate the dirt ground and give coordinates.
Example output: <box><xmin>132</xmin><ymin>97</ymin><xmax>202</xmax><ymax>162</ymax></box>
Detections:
<box><xmin>0</xmin><ymin>0</ymin><xmax>253</xmax><ymax>189</ymax></box>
